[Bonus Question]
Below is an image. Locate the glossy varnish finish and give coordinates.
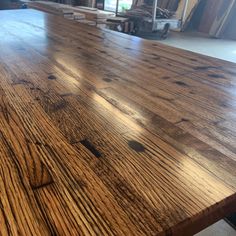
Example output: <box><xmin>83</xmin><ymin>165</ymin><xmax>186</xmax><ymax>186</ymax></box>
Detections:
<box><xmin>0</xmin><ymin>9</ymin><xmax>236</xmax><ymax>236</ymax></box>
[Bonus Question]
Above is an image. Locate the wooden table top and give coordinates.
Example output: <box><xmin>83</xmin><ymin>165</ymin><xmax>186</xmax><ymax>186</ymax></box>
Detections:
<box><xmin>0</xmin><ymin>9</ymin><xmax>236</xmax><ymax>236</ymax></box>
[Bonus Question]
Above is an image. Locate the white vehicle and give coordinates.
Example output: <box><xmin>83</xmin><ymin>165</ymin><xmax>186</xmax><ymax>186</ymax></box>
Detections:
<box><xmin>149</xmin><ymin>0</ymin><xmax>189</xmax><ymax>38</ymax></box>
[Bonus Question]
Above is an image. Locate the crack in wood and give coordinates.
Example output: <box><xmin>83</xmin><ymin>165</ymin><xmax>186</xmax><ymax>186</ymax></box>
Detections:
<box><xmin>80</xmin><ymin>139</ymin><xmax>101</xmax><ymax>158</ymax></box>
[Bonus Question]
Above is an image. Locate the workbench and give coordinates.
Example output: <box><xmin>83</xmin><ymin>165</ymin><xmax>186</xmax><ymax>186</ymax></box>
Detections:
<box><xmin>0</xmin><ymin>9</ymin><xmax>236</xmax><ymax>236</ymax></box>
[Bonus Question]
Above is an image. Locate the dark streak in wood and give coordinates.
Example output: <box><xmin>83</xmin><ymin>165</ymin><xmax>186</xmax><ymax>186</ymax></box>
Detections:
<box><xmin>103</xmin><ymin>78</ymin><xmax>112</xmax><ymax>82</ymax></box>
<box><xmin>174</xmin><ymin>81</ymin><xmax>189</xmax><ymax>87</ymax></box>
<box><xmin>128</xmin><ymin>140</ymin><xmax>145</xmax><ymax>152</ymax></box>
<box><xmin>48</xmin><ymin>75</ymin><xmax>57</xmax><ymax>80</ymax></box>
<box><xmin>208</xmin><ymin>74</ymin><xmax>224</xmax><ymax>78</ymax></box>
<box><xmin>195</xmin><ymin>66</ymin><xmax>219</xmax><ymax>70</ymax></box>
<box><xmin>80</xmin><ymin>139</ymin><xmax>102</xmax><ymax>158</ymax></box>
<box><xmin>31</xmin><ymin>181</ymin><xmax>54</xmax><ymax>190</ymax></box>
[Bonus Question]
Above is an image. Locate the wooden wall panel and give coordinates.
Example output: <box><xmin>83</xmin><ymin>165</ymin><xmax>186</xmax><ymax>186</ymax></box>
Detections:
<box><xmin>194</xmin><ymin>0</ymin><xmax>236</xmax><ymax>39</ymax></box>
<box><xmin>209</xmin><ymin>0</ymin><xmax>235</xmax><ymax>36</ymax></box>
<box><xmin>221</xmin><ymin>13</ymin><xmax>236</xmax><ymax>39</ymax></box>
<box><xmin>197</xmin><ymin>0</ymin><xmax>222</xmax><ymax>33</ymax></box>
<box><xmin>217</xmin><ymin>1</ymin><xmax>236</xmax><ymax>39</ymax></box>
<box><xmin>175</xmin><ymin>0</ymin><xmax>199</xmax><ymax>27</ymax></box>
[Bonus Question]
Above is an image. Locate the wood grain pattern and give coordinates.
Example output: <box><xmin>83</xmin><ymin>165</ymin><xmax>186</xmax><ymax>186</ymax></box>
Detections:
<box><xmin>0</xmin><ymin>9</ymin><xmax>236</xmax><ymax>236</ymax></box>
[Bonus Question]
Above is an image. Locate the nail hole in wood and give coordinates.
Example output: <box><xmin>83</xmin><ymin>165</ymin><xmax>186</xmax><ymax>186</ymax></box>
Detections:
<box><xmin>181</xmin><ymin>118</ymin><xmax>189</xmax><ymax>122</ymax></box>
<box><xmin>80</xmin><ymin>139</ymin><xmax>101</xmax><ymax>158</ymax></box>
<box><xmin>162</xmin><ymin>76</ymin><xmax>170</xmax><ymax>80</ymax></box>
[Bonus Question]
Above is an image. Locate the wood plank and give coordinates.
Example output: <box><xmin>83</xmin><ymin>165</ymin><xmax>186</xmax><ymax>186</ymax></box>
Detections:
<box><xmin>0</xmin><ymin>65</ymin><xmax>143</xmax><ymax>236</ymax></box>
<box><xmin>0</xmin><ymin>94</ymin><xmax>51</xmax><ymax>235</ymax></box>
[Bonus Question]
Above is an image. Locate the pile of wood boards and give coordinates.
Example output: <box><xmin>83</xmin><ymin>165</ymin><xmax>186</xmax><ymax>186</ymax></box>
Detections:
<box><xmin>157</xmin><ymin>0</ymin><xmax>202</xmax><ymax>29</ymax></box>
<box><xmin>187</xmin><ymin>0</ymin><xmax>236</xmax><ymax>39</ymax></box>
<box><xmin>197</xmin><ymin>0</ymin><xmax>236</xmax><ymax>39</ymax></box>
<box><xmin>0</xmin><ymin>0</ymin><xmax>22</xmax><ymax>10</ymax></box>
<box><xmin>158</xmin><ymin>0</ymin><xmax>179</xmax><ymax>11</ymax></box>
<box><xmin>175</xmin><ymin>0</ymin><xmax>199</xmax><ymax>26</ymax></box>
<box><xmin>124</xmin><ymin>5</ymin><xmax>174</xmax><ymax>18</ymax></box>
<box><xmin>106</xmin><ymin>17</ymin><xmax>134</xmax><ymax>33</ymax></box>
<box><xmin>27</xmin><ymin>1</ymin><xmax>74</xmax><ymax>15</ymax></box>
<box><xmin>27</xmin><ymin>1</ymin><xmax>115</xmax><ymax>27</ymax></box>
<box><xmin>74</xmin><ymin>6</ymin><xmax>115</xmax><ymax>20</ymax></box>
<box><xmin>129</xmin><ymin>0</ymin><xmax>200</xmax><ymax>24</ymax></box>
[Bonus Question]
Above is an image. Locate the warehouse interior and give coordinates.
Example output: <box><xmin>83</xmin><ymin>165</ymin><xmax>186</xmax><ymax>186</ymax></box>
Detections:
<box><xmin>2</xmin><ymin>0</ymin><xmax>236</xmax><ymax>62</ymax></box>
<box><xmin>0</xmin><ymin>0</ymin><xmax>236</xmax><ymax>236</ymax></box>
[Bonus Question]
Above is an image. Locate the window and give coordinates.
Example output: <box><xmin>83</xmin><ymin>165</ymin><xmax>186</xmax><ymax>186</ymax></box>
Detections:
<box><xmin>104</xmin><ymin>0</ymin><xmax>132</xmax><ymax>13</ymax></box>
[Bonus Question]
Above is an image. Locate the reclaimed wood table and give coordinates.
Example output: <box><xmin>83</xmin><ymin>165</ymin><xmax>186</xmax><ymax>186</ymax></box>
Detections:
<box><xmin>0</xmin><ymin>9</ymin><xmax>236</xmax><ymax>236</ymax></box>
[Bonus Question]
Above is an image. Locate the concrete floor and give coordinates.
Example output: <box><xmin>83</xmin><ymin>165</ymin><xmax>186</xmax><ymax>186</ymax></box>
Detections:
<box><xmin>142</xmin><ymin>30</ymin><xmax>236</xmax><ymax>236</ymax></box>
<box><xmin>196</xmin><ymin>220</ymin><xmax>236</xmax><ymax>236</ymax></box>
<box><xmin>142</xmin><ymin>31</ymin><xmax>236</xmax><ymax>63</ymax></box>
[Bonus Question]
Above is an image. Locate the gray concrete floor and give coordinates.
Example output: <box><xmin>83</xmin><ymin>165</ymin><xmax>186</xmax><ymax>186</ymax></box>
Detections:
<box><xmin>142</xmin><ymin>30</ymin><xmax>236</xmax><ymax>236</ymax></box>
<box><xmin>196</xmin><ymin>220</ymin><xmax>236</xmax><ymax>236</ymax></box>
<box><xmin>142</xmin><ymin>31</ymin><xmax>236</xmax><ymax>63</ymax></box>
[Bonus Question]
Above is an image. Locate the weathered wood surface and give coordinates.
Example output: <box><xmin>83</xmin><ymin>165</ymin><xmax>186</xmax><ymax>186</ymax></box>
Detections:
<box><xmin>0</xmin><ymin>9</ymin><xmax>236</xmax><ymax>236</ymax></box>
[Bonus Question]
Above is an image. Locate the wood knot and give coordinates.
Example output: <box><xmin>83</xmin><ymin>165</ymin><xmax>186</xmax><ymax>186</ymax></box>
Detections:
<box><xmin>174</xmin><ymin>81</ymin><xmax>188</xmax><ymax>87</ymax></box>
<box><xmin>207</xmin><ymin>74</ymin><xmax>223</xmax><ymax>78</ymax></box>
<box><xmin>162</xmin><ymin>76</ymin><xmax>170</xmax><ymax>80</ymax></box>
<box><xmin>103</xmin><ymin>78</ymin><xmax>112</xmax><ymax>82</ymax></box>
<box><xmin>48</xmin><ymin>75</ymin><xmax>57</xmax><ymax>80</ymax></box>
<box><xmin>128</xmin><ymin>140</ymin><xmax>145</xmax><ymax>152</ymax></box>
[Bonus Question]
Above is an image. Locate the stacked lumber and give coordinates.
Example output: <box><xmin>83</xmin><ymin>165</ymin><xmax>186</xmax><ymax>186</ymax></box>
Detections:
<box><xmin>106</xmin><ymin>16</ymin><xmax>132</xmax><ymax>33</ymax></box>
<box><xmin>107</xmin><ymin>16</ymin><xmax>129</xmax><ymax>23</ymax></box>
<box><xmin>158</xmin><ymin>0</ymin><xmax>179</xmax><ymax>11</ymax></box>
<box><xmin>75</xmin><ymin>19</ymin><xmax>96</xmax><ymax>25</ymax></box>
<box><xmin>221</xmin><ymin>3</ymin><xmax>236</xmax><ymax>40</ymax></box>
<box><xmin>27</xmin><ymin>1</ymin><xmax>73</xmax><ymax>15</ymax></box>
<box><xmin>0</xmin><ymin>0</ymin><xmax>22</xmax><ymax>10</ymax></box>
<box><xmin>124</xmin><ymin>5</ymin><xmax>174</xmax><ymax>18</ymax></box>
<box><xmin>198</xmin><ymin>0</ymin><xmax>236</xmax><ymax>38</ymax></box>
<box><xmin>27</xmin><ymin>1</ymin><xmax>115</xmax><ymax>26</ymax></box>
<box><xmin>175</xmin><ymin>0</ymin><xmax>199</xmax><ymax>27</ymax></box>
<box><xmin>74</xmin><ymin>12</ymin><xmax>86</xmax><ymax>20</ymax></box>
<box><xmin>187</xmin><ymin>0</ymin><xmax>236</xmax><ymax>39</ymax></box>
<box><xmin>74</xmin><ymin>6</ymin><xmax>115</xmax><ymax>21</ymax></box>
